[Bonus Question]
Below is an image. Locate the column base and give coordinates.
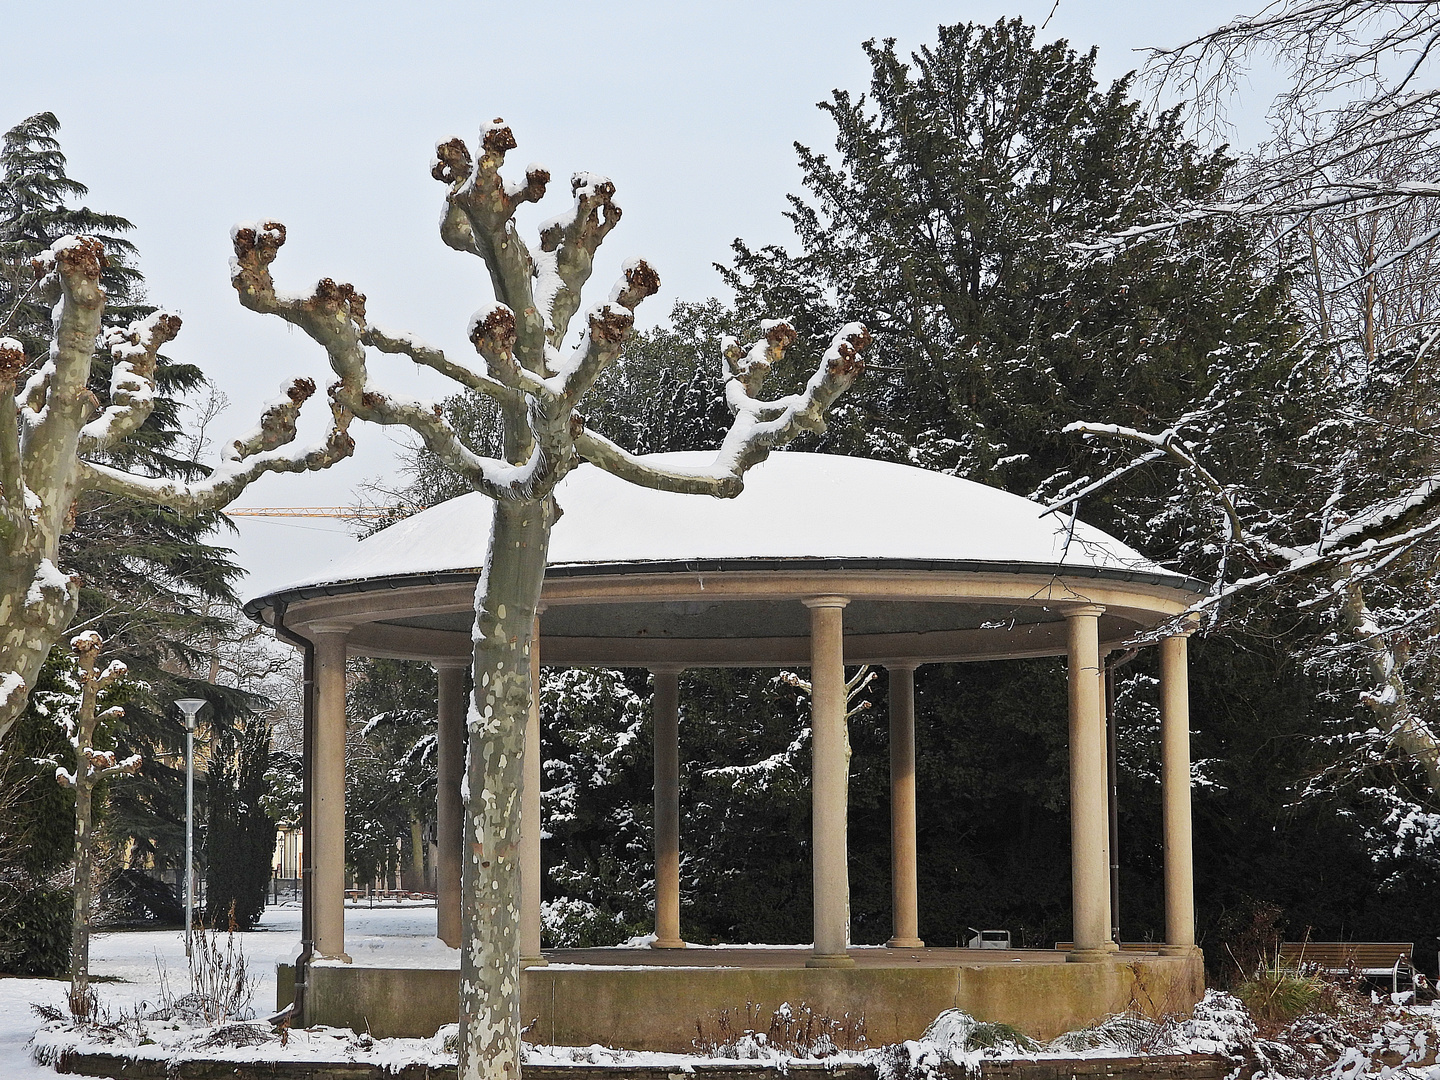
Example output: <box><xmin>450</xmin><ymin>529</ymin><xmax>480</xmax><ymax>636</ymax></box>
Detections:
<box><xmin>806</xmin><ymin>952</ymin><xmax>856</xmax><ymax>968</ymax></box>
<box><xmin>1103</xmin><ymin>940</ymin><xmax>1121</xmax><ymax>952</ymax></box>
<box><xmin>313</xmin><ymin>952</ymin><xmax>353</xmax><ymax>964</ymax></box>
<box><xmin>1159</xmin><ymin>943</ymin><xmax>1201</xmax><ymax>957</ymax></box>
<box><xmin>886</xmin><ymin>937</ymin><xmax>925</xmax><ymax>949</ymax></box>
<box><xmin>650</xmin><ymin>938</ymin><xmax>687</xmax><ymax>949</ymax></box>
<box><xmin>1066</xmin><ymin>948</ymin><xmax>1112</xmax><ymax>963</ymax></box>
<box><xmin>520</xmin><ymin>955</ymin><xmax>549</xmax><ymax>968</ymax></box>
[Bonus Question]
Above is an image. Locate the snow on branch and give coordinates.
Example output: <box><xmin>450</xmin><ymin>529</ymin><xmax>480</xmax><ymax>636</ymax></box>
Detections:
<box><xmin>535</xmin><ymin>173</ymin><xmax>624</xmax><ymax>352</ymax></box>
<box><xmin>575</xmin><ymin>321</ymin><xmax>872</xmax><ymax>497</ymax></box>
<box><xmin>78</xmin><ymin>310</ymin><xmax>182</xmax><ymax>454</ymax></box>
<box><xmin>434</xmin><ymin>121</ymin><xmax>551</xmax><ymax>370</ymax></box>
<box><xmin>1060</xmin><ymin>421</ymin><xmax>1246</xmax><ymax>542</ymax></box>
<box><xmin>550</xmin><ymin>260</ymin><xmax>662</xmax><ymax>410</ymax></box>
<box><xmin>228</xmin><ymin>218</ymin><xmax>558</xmax><ymax>501</ymax></box>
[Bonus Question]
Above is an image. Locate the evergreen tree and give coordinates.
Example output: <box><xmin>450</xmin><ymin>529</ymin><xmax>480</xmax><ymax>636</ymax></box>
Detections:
<box><xmin>344</xmin><ymin>659</ymin><xmax>437</xmax><ymax>890</ymax></box>
<box><xmin>0</xmin><ymin>112</ymin><xmax>260</xmax><ymax>904</ymax></box>
<box><xmin>370</xmin><ymin>22</ymin><xmax>1438</xmax><ymax>978</ymax></box>
<box><xmin>203</xmin><ymin>717</ymin><xmax>278</xmax><ymax>930</ymax></box>
<box><xmin>0</xmin><ymin>113</ymin><xmax>143</xmax><ymax>357</ymax></box>
<box><xmin>725</xmin><ymin>22</ymin><xmax>1297</xmax><ymax>507</ymax></box>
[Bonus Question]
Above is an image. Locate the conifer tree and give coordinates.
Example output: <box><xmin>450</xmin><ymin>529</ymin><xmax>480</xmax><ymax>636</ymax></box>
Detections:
<box><xmin>0</xmin><ymin>113</ymin><xmax>263</xmax><ymax>885</ymax></box>
<box><xmin>203</xmin><ymin>716</ymin><xmax>277</xmax><ymax>930</ymax></box>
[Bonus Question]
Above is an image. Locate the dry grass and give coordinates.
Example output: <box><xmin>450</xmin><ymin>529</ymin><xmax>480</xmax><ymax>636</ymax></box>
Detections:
<box><xmin>693</xmin><ymin>1000</ymin><xmax>869</xmax><ymax>1058</ymax></box>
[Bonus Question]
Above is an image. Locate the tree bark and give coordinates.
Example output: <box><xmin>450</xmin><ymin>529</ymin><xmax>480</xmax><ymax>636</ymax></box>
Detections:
<box><xmin>62</xmin><ymin>634</ymin><xmax>137</xmax><ymax>1019</ymax></box>
<box><xmin>459</xmin><ymin>497</ymin><xmax>554</xmax><ymax>1080</ymax></box>
<box><xmin>69</xmin><ymin>746</ymin><xmax>96</xmax><ymax>1018</ymax></box>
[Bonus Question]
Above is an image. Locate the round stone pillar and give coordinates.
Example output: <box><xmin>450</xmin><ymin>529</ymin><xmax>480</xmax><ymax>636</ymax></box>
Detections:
<box><xmin>804</xmin><ymin>596</ymin><xmax>854</xmax><ymax>968</ymax></box>
<box><xmin>433</xmin><ymin>659</ymin><xmax>468</xmax><ymax>949</ymax></box>
<box><xmin>651</xmin><ymin>668</ymin><xmax>685</xmax><ymax>948</ymax></box>
<box><xmin>1160</xmin><ymin>632</ymin><xmax>1197</xmax><ymax>954</ymax></box>
<box><xmin>886</xmin><ymin>664</ymin><xmax>924</xmax><ymax>948</ymax></box>
<box><xmin>311</xmin><ymin>625</ymin><xmax>351</xmax><ymax>962</ymax></box>
<box><xmin>1065</xmin><ymin>605</ymin><xmax>1110</xmax><ymax>962</ymax></box>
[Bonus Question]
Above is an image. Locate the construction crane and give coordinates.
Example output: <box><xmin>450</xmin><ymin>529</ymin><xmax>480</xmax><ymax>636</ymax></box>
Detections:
<box><xmin>224</xmin><ymin>506</ymin><xmax>426</xmax><ymax>519</ymax></box>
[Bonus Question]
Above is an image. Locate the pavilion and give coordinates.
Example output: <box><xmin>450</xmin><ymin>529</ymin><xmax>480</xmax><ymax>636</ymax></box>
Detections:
<box><xmin>244</xmin><ymin>451</ymin><xmax>1207</xmax><ymax>1047</ymax></box>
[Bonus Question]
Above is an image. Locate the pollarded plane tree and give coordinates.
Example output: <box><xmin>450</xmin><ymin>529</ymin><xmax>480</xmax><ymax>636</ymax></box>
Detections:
<box><xmin>0</xmin><ymin>238</ymin><xmax>356</xmax><ymax>741</ymax></box>
<box><xmin>54</xmin><ymin>630</ymin><xmax>135</xmax><ymax>1019</ymax></box>
<box><xmin>227</xmin><ymin>118</ymin><xmax>869</xmax><ymax>1080</ymax></box>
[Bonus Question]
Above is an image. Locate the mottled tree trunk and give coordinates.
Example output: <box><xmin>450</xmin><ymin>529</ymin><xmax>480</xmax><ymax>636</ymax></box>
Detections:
<box><xmin>221</xmin><ymin>117</ymin><xmax>868</xmax><ymax>1080</ymax></box>
<box><xmin>69</xmin><ymin>754</ymin><xmax>96</xmax><ymax>1018</ymax></box>
<box><xmin>459</xmin><ymin>497</ymin><xmax>554</xmax><ymax>1080</ymax></box>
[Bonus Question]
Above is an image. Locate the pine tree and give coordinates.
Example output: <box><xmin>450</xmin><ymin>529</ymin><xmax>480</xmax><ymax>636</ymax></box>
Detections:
<box><xmin>0</xmin><ymin>113</ymin><xmax>263</xmax><ymax>906</ymax></box>
<box><xmin>0</xmin><ymin>113</ymin><xmax>143</xmax><ymax>358</ymax></box>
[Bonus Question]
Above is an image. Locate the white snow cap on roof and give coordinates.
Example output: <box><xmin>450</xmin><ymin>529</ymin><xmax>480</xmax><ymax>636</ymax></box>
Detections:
<box><xmin>259</xmin><ymin>451</ymin><xmax>1179</xmax><ymax>597</ymax></box>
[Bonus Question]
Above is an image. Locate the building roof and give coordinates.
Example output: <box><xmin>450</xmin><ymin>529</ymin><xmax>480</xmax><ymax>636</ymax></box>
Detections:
<box><xmin>250</xmin><ymin>451</ymin><xmax>1191</xmax><ymax>603</ymax></box>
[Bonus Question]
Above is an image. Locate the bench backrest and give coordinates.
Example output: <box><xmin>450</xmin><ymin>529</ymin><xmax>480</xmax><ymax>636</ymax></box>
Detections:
<box><xmin>1277</xmin><ymin>942</ymin><xmax>1412</xmax><ymax>969</ymax></box>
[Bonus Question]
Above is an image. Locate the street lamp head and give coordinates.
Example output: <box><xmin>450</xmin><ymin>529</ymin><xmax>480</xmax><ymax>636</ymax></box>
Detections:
<box><xmin>175</xmin><ymin>698</ymin><xmax>207</xmax><ymax>732</ymax></box>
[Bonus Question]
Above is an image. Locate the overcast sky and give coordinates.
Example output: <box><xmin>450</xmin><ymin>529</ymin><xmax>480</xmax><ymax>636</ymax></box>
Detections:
<box><xmin>9</xmin><ymin>1</ymin><xmax>1272</xmax><ymax>597</ymax></box>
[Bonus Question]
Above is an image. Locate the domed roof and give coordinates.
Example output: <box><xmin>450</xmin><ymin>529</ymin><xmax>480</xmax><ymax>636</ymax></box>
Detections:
<box><xmin>254</xmin><ymin>451</ymin><xmax>1190</xmax><ymax>600</ymax></box>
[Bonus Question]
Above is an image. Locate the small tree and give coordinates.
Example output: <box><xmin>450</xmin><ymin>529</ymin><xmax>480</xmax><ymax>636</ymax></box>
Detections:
<box><xmin>53</xmin><ymin>631</ymin><xmax>136</xmax><ymax>1019</ymax></box>
<box><xmin>227</xmin><ymin>117</ymin><xmax>868</xmax><ymax>1080</ymax></box>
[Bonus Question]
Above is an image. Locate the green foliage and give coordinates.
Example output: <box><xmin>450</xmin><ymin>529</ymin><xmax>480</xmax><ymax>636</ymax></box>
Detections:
<box><xmin>0</xmin><ymin>110</ymin><xmax>258</xmax><ymax>879</ymax></box>
<box><xmin>1235</xmin><ymin>958</ymin><xmax>1334</xmax><ymax>1024</ymax></box>
<box><xmin>540</xmin><ymin>668</ymin><xmax>652</xmax><ymax>935</ymax></box>
<box><xmin>204</xmin><ymin>718</ymin><xmax>278</xmax><ymax>930</ymax></box>
<box><xmin>724</xmin><ymin>20</ymin><xmax>1299</xmax><ymax>514</ymax></box>
<box><xmin>0</xmin><ymin>111</ymin><xmax>143</xmax><ymax>354</ymax></box>
<box><xmin>0</xmin><ymin>879</ymin><xmax>71</xmax><ymax>976</ymax></box>
<box><xmin>584</xmin><ymin>300</ymin><xmax>745</xmax><ymax>455</ymax></box>
<box><xmin>344</xmin><ymin>659</ymin><xmax>437</xmax><ymax>887</ymax></box>
<box><xmin>918</xmin><ymin>1008</ymin><xmax>1042</xmax><ymax>1054</ymax></box>
<box><xmin>0</xmin><ymin>650</ymin><xmax>80</xmax><ymax>879</ymax></box>
<box><xmin>539</xmin><ymin>896</ymin><xmax>642</xmax><ymax>948</ymax></box>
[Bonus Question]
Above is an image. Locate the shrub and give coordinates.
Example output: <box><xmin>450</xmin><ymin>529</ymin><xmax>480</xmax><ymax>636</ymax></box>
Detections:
<box><xmin>1234</xmin><ymin>958</ymin><xmax>1334</xmax><ymax>1024</ymax></box>
<box><xmin>0</xmin><ymin>878</ymin><xmax>72</xmax><ymax>976</ymax></box>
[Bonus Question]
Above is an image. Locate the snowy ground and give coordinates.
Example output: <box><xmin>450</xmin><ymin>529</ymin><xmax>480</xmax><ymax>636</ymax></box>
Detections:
<box><xmin>4</xmin><ymin>905</ymin><xmax>1439</xmax><ymax>1080</ymax></box>
<box><xmin>0</xmin><ymin>901</ymin><xmax>450</xmax><ymax>1079</ymax></box>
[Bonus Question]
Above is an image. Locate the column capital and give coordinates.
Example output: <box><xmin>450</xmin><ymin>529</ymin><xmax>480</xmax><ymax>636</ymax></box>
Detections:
<box><xmin>1062</xmin><ymin>603</ymin><xmax>1106</xmax><ymax>620</ymax></box>
<box><xmin>308</xmin><ymin>620</ymin><xmax>355</xmax><ymax>638</ymax></box>
<box><xmin>431</xmin><ymin>656</ymin><xmax>471</xmax><ymax>671</ymax></box>
<box><xmin>803</xmin><ymin>595</ymin><xmax>850</xmax><ymax>610</ymax></box>
<box><xmin>1166</xmin><ymin>614</ymin><xmax>1201</xmax><ymax>639</ymax></box>
<box><xmin>649</xmin><ymin>664</ymin><xmax>686</xmax><ymax>676</ymax></box>
<box><xmin>886</xmin><ymin>661</ymin><xmax>921</xmax><ymax>674</ymax></box>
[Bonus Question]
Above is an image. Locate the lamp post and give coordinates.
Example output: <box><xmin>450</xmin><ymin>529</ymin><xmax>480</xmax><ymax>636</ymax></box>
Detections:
<box><xmin>175</xmin><ymin>698</ymin><xmax>207</xmax><ymax>956</ymax></box>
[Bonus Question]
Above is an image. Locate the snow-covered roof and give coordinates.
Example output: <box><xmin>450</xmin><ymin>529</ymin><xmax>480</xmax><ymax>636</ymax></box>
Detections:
<box><xmin>250</xmin><ymin>452</ymin><xmax>1196</xmax><ymax>604</ymax></box>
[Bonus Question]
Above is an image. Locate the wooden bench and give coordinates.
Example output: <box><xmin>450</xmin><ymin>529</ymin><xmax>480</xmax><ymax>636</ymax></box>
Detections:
<box><xmin>1277</xmin><ymin>941</ymin><xmax>1414</xmax><ymax>994</ymax></box>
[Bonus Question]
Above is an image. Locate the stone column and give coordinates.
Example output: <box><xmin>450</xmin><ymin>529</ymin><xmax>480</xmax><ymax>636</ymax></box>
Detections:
<box><xmin>433</xmin><ymin>659</ymin><xmax>468</xmax><ymax>948</ymax></box>
<box><xmin>311</xmin><ymin>625</ymin><xmax>351</xmax><ymax>962</ymax></box>
<box><xmin>886</xmin><ymin>664</ymin><xmax>924</xmax><ymax>948</ymax></box>
<box><xmin>804</xmin><ymin>596</ymin><xmax>854</xmax><ymax>968</ymax></box>
<box><xmin>1066</xmin><ymin>605</ymin><xmax>1110</xmax><ymax>961</ymax></box>
<box><xmin>651</xmin><ymin>668</ymin><xmax>685</xmax><ymax>948</ymax></box>
<box><xmin>520</xmin><ymin>616</ymin><xmax>546</xmax><ymax>965</ymax></box>
<box><xmin>1160</xmin><ymin>632</ymin><xmax>1197</xmax><ymax>954</ymax></box>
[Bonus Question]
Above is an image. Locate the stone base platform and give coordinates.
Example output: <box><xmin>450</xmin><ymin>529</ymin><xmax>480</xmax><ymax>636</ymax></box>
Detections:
<box><xmin>281</xmin><ymin>947</ymin><xmax>1204</xmax><ymax>1049</ymax></box>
